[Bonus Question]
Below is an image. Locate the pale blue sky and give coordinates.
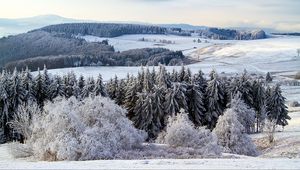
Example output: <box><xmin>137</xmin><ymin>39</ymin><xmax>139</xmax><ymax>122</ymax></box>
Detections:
<box><xmin>1</xmin><ymin>0</ymin><xmax>299</xmax><ymax>31</ymax></box>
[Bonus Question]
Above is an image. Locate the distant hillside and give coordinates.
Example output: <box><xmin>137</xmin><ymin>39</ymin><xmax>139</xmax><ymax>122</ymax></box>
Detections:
<box><xmin>0</xmin><ymin>31</ymin><xmax>114</xmax><ymax>67</ymax></box>
<box><xmin>0</xmin><ymin>29</ymin><xmax>187</xmax><ymax>70</ymax></box>
<box><xmin>38</xmin><ymin>23</ymin><xmax>167</xmax><ymax>38</ymax></box>
<box><xmin>197</xmin><ymin>28</ymin><xmax>266</xmax><ymax>40</ymax></box>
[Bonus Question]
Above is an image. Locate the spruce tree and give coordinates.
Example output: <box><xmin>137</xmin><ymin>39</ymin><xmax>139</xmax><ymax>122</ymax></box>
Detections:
<box><xmin>205</xmin><ymin>72</ymin><xmax>226</xmax><ymax>129</ymax></box>
<box><xmin>164</xmin><ymin>83</ymin><xmax>188</xmax><ymax>117</ymax></box>
<box><xmin>186</xmin><ymin>82</ymin><xmax>206</xmax><ymax>126</ymax></box>
<box><xmin>124</xmin><ymin>78</ymin><xmax>139</xmax><ymax>119</ymax></box>
<box><xmin>252</xmin><ymin>80</ymin><xmax>267</xmax><ymax>132</ymax></box>
<box><xmin>94</xmin><ymin>74</ymin><xmax>107</xmax><ymax>97</ymax></box>
<box><xmin>266</xmin><ymin>84</ymin><xmax>290</xmax><ymax>127</ymax></box>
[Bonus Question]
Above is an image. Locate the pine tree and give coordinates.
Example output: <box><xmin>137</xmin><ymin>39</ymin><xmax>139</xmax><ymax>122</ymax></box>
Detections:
<box><xmin>124</xmin><ymin>78</ymin><xmax>139</xmax><ymax>119</ymax></box>
<box><xmin>82</xmin><ymin>77</ymin><xmax>95</xmax><ymax>98</ymax></box>
<box><xmin>41</xmin><ymin>65</ymin><xmax>51</xmax><ymax>99</ymax></box>
<box><xmin>0</xmin><ymin>71</ymin><xmax>10</xmax><ymax>139</ymax></box>
<box><xmin>205</xmin><ymin>72</ymin><xmax>226</xmax><ymax>129</ymax></box>
<box><xmin>49</xmin><ymin>75</ymin><xmax>65</xmax><ymax>100</ymax></box>
<box><xmin>33</xmin><ymin>68</ymin><xmax>47</xmax><ymax>107</ymax></box>
<box><xmin>170</xmin><ymin>69</ymin><xmax>178</xmax><ymax>82</ymax></box>
<box><xmin>164</xmin><ymin>83</ymin><xmax>188</xmax><ymax>117</ymax></box>
<box><xmin>228</xmin><ymin>70</ymin><xmax>254</xmax><ymax>108</ymax></box>
<box><xmin>115</xmin><ymin>79</ymin><xmax>126</xmax><ymax>105</ymax></box>
<box><xmin>186</xmin><ymin>82</ymin><xmax>206</xmax><ymax>126</ymax></box>
<box><xmin>143</xmin><ymin>67</ymin><xmax>153</xmax><ymax>92</ymax></box>
<box><xmin>266</xmin><ymin>72</ymin><xmax>273</xmax><ymax>83</ymax></box>
<box><xmin>78</xmin><ymin>75</ymin><xmax>85</xmax><ymax>90</ymax></box>
<box><xmin>266</xmin><ymin>84</ymin><xmax>290</xmax><ymax>127</ymax></box>
<box><xmin>94</xmin><ymin>74</ymin><xmax>107</xmax><ymax>97</ymax></box>
<box><xmin>20</xmin><ymin>67</ymin><xmax>34</xmax><ymax>103</ymax></box>
<box><xmin>156</xmin><ymin>65</ymin><xmax>170</xmax><ymax>88</ymax></box>
<box><xmin>193</xmin><ymin>70</ymin><xmax>207</xmax><ymax>93</ymax></box>
<box><xmin>252</xmin><ymin>80</ymin><xmax>267</xmax><ymax>132</ymax></box>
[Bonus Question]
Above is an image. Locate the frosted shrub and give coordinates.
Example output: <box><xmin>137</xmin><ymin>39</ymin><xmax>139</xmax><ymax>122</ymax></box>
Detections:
<box><xmin>157</xmin><ymin>109</ymin><xmax>221</xmax><ymax>156</ymax></box>
<box><xmin>213</xmin><ymin>108</ymin><xmax>258</xmax><ymax>156</ymax></box>
<box><xmin>16</xmin><ymin>96</ymin><xmax>147</xmax><ymax>161</ymax></box>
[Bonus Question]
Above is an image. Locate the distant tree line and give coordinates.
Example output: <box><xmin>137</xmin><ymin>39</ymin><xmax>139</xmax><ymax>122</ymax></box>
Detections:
<box><xmin>5</xmin><ymin>48</ymin><xmax>186</xmax><ymax>71</ymax></box>
<box><xmin>0</xmin><ymin>65</ymin><xmax>290</xmax><ymax>143</ymax></box>
<box><xmin>38</xmin><ymin>23</ymin><xmax>167</xmax><ymax>38</ymax></box>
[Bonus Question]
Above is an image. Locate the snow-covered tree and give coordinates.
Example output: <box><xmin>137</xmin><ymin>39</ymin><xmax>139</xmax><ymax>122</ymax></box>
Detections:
<box><xmin>143</xmin><ymin>67</ymin><xmax>153</xmax><ymax>92</ymax></box>
<box><xmin>186</xmin><ymin>82</ymin><xmax>206</xmax><ymax>126</ymax></box>
<box><xmin>205</xmin><ymin>72</ymin><xmax>226</xmax><ymax>129</ymax></box>
<box><xmin>266</xmin><ymin>72</ymin><xmax>272</xmax><ymax>83</ymax></box>
<box><xmin>213</xmin><ymin>108</ymin><xmax>258</xmax><ymax>156</ymax></box>
<box><xmin>156</xmin><ymin>65</ymin><xmax>170</xmax><ymax>88</ymax></box>
<box><xmin>193</xmin><ymin>70</ymin><xmax>207</xmax><ymax>93</ymax></box>
<box><xmin>228</xmin><ymin>70</ymin><xmax>253</xmax><ymax>107</ymax></box>
<box><xmin>106</xmin><ymin>76</ymin><xmax>118</xmax><ymax>99</ymax></box>
<box><xmin>115</xmin><ymin>79</ymin><xmax>126</xmax><ymax>105</ymax></box>
<box><xmin>164</xmin><ymin>83</ymin><xmax>188</xmax><ymax>117</ymax></box>
<box><xmin>229</xmin><ymin>93</ymin><xmax>256</xmax><ymax>134</ymax></box>
<box><xmin>20</xmin><ymin>67</ymin><xmax>34</xmax><ymax>103</ymax></box>
<box><xmin>32</xmin><ymin>68</ymin><xmax>47</xmax><ymax>107</ymax></box>
<box><xmin>48</xmin><ymin>75</ymin><xmax>65</xmax><ymax>100</ymax></box>
<box><xmin>14</xmin><ymin>96</ymin><xmax>146</xmax><ymax>161</ymax></box>
<box><xmin>81</xmin><ymin>77</ymin><xmax>95</xmax><ymax>98</ymax></box>
<box><xmin>132</xmin><ymin>86</ymin><xmax>165</xmax><ymax>139</ymax></box>
<box><xmin>93</xmin><ymin>74</ymin><xmax>107</xmax><ymax>97</ymax></box>
<box><xmin>157</xmin><ymin>109</ymin><xmax>221</xmax><ymax>156</ymax></box>
<box><xmin>266</xmin><ymin>84</ymin><xmax>290</xmax><ymax>127</ymax></box>
<box><xmin>252</xmin><ymin>80</ymin><xmax>267</xmax><ymax>132</ymax></box>
<box><xmin>124</xmin><ymin>78</ymin><xmax>139</xmax><ymax>119</ymax></box>
<box><xmin>0</xmin><ymin>71</ymin><xmax>10</xmax><ymax>139</ymax></box>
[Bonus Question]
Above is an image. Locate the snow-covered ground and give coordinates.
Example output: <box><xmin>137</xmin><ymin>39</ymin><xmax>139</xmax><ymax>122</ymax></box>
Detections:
<box><xmin>4</xmin><ymin>35</ymin><xmax>300</xmax><ymax>169</ymax></box>
<box><xmin>82</xmin><ymin>34</ymin><xmax>212</xmax><ymax>55</ymax></box>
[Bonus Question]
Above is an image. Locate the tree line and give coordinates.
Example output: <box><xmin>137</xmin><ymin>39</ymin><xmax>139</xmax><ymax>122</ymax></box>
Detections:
<box><xmin>0</xmin><ymin>65</ymin><xmax>290</xmax><ymax>143</ymax></box>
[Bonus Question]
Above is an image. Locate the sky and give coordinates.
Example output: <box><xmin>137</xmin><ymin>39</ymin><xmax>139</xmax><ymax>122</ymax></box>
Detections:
<box><xmin>1</xmin><ymin>0</ymin><xmax>300</xmax><ymax>31</ymax></box>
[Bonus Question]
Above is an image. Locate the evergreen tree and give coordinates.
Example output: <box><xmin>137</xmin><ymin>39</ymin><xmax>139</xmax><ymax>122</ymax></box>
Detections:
<box><xmin>266</xmin><ymin>72</ymin><xmax>273</xmax><ymax>83</ymax></box>
<box><xmin>0</xmin><ymin>71</ymin><xmax>10</xmax><ymax>139</ymax></box>
<box><xmin>41</xmin><ymin>65</ymin><xmax>51</xmax><ymax>99</ymax></box>
<box><xmin>82</xmin><ymin>77</ymin><xmax>95</xmax><ymax>98</ymax></box>
<box><xmin>164</xmin><ymin>83</ymin><xmax>188</xmax><ymax>117</ymax></box>
<box><xmin>205</xmin><ymin>72</ymin><xmax>226</xmax><ymax>129</ymax></box>
<box><xmin>33</xmin><ymin>68</ymin><xmax>47</xmax><ymax>107</ymax></box>
<box><xmin>124</xmin><ymin>78</ymin><xmax>139</xmax><ymax>119</ymax></box>
<box><xmin>143</xmin><ymin>67</ymin><xmax>153</xmax><ymax>92</ymax></box>
<box><xmin>252</xmin><ymin>80</ymin><xmax>267</xmax><ymax>132</ymax></box>
<box><xmin>78</xmin><ymin>75</ymin><xmax>85</xmax><ymax>90</ymax></box>
<box><xmin>266</xmin><ymin>84</ymin><xmax>290</xmax><ymax>127</ymax></box>
<box><xmin>115</xmin><ymin>79</ymin><xmax>126</xmax><ymax>105</ymax></box>
<box><xmin>228</xmin><ymin>70</ymin><xmax>254</xmax><ymax>107</ymax></box>
<box><xmin>193</xmin><ymin>70</ymin><xmax>207</xmax><ymax>93</ymax></box>
<box><xmin>20</xmin><ymin>67</ymin><xmax>34</xmax><ymax>103</ymax></box>
<box><xmin>156</xmin><ymin>65</ymin><xmax>170</xmax><ymax>88</ymax></box>
<box><xmin>94</xmin><ymin>74</ymin><xmax>107</xmax><ymax>97</ymax></box>
<box><xmin>186</xmin><ymin>82</ymin><xmax>206</xmax><ymax>126</ymax></box>
<box><xmin>48</xmin><ymin>75</ymin><xmax>65</xmax><ymax>100</ymax></box>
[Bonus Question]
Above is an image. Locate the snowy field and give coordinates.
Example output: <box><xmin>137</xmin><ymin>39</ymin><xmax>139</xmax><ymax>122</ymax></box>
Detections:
<box><xmin>39</xmin><ymin>35</ymin><xmax>300</xmax><ymax>82</ymax></box>
<box><xmin>3</xmin><ymin>35</ymin><xmax>300</xmax><ymax>169</ymax></box>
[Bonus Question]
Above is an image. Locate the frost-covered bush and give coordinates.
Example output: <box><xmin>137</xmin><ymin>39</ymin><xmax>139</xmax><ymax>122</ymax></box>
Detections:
<box><xmin>229</xmin><ymin>94</ymin><xmax>256</xmax><ymax>133</ymax></box>
<box><xmin>213</xmin><ymin>108</ymin><xmax>258</xmax><ymax>156</ymax></box>
<box><xmin>157</xmin><ymin>109</ymin><xmax>221</xmax><ymax>156</ymax></box>
<box><xmin>14</xmin><ymin>96</ymin><xmax>147</xmax><ymax>161</ymax></box>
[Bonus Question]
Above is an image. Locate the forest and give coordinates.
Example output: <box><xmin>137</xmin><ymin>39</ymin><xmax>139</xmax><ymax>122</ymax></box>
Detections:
<box><xmin>0</xmin><ymin>65</ymin><xmax>290</xmax><ymax>146</ymax></box>
<box><xmin>4</xmin><ymin>48</ymin><xmax>186</xmax><ymax>71</ymax></box>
